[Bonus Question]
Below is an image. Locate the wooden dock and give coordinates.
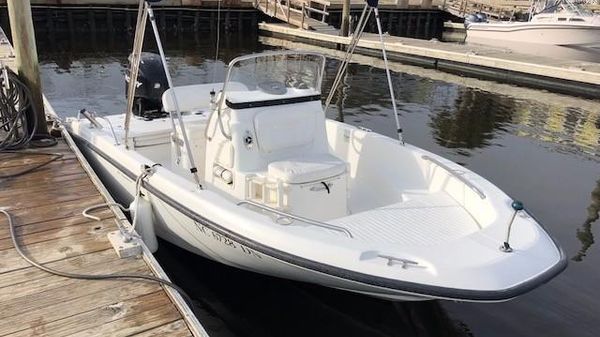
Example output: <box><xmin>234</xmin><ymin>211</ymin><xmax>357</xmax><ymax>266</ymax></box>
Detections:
<box><xmin>0</xmin><ymin>27</ymin><xmax>208</xmax><ymax>337</ymax></box>
<box><xmin>0</xmin><ymin>134</ymin><xmax>208</xmax><ymax>337</ymax></box>
<box><xmin>259</xmin><ymin>22</ymin><xmax>600</xmax><ymax>98</ymax></box>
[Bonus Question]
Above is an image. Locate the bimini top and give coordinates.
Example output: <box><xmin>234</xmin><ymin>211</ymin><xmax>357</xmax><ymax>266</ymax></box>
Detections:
<box><xmin>220</xmin><ymin>51</ymin><xmax>326</xmax><ymax>109</ymax></box>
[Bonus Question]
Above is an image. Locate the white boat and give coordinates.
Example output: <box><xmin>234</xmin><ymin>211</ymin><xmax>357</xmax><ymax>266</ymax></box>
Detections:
<box><xmin>67</xmin><ymin>48</ymin><xmax>566</xmax><ymax>302</ymax></box>
<box><xmin>465</xmin><ymin>0</ymin><xmax>600</xmax><ymax>61</ymax></box>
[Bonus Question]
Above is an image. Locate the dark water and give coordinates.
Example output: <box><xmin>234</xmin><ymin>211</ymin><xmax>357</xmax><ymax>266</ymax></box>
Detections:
<box><xmin>38</xmin><ymin>31</ymin><xmax>600</xmax><ymax>337</ymax></box>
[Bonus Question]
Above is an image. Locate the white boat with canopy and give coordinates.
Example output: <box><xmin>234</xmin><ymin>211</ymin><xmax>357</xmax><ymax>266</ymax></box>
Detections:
<box><xmin>67</xmin><ymin>0</ymin><xmax>566</xmax><ymax>302</ymax></box>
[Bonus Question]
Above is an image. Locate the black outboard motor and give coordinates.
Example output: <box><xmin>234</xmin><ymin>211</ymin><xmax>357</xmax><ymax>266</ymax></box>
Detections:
<box><xmin>125</xmin><ymin>52</ymin><xmax>168</xmax><ymax>118</ymax></box>
<box><xmin>465</xmin><ymin>13</ymin><xmax>489</xmax><ymax>26</ymax></box>
<box><xmin>475</xmin><ymin>13</ymin><xmax>488</xmax><ymax>23</ymax></box>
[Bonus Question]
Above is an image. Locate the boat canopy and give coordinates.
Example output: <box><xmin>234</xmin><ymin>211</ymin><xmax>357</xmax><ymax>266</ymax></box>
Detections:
<box><xmin>221</xmin><ymin>51</ymin><xmax>326</xmax><ymax>109</ymax></box>
<box><xmin>537</xmin><ymin>0</ymin><xmax>593</xmax><ymax>16</ymax></box>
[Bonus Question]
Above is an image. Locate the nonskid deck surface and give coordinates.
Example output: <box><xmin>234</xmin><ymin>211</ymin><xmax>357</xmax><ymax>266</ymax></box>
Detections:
<box><xmin>318</xmin><ymin>192</ymin><xmax>481</xmax><ymax>246</ymax></box>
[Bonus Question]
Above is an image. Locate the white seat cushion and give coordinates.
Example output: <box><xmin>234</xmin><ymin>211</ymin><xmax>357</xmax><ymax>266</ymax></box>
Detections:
<box><xmin>268</xmin><ymin>154</ymin><xmax>347</xmax><ymax>184</ymax></box>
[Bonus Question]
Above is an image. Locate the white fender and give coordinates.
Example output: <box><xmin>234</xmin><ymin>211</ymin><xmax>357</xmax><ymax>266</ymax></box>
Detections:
<box><xmin>129</xmin><ymin>196</ymin><xmax>158</xmax><ymax>253</ymax></box>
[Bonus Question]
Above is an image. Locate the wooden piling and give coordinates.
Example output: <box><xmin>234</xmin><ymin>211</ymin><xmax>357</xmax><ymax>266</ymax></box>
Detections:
<box><xmin>340</xmin><ymin>0</ymin><xmax>350</xmax><ymax>37</ymax></box>
<box><xmin>6</xmin><ymin>0</ymin><xmax>47</xmax><ymax>136</ymax></box>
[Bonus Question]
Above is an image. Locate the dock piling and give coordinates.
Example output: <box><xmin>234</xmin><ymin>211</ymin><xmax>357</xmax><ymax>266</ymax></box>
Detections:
<box><xmin>6</xmin><ymin>0</ymin><xmax>47</xmax><ymax>137</ymax></box>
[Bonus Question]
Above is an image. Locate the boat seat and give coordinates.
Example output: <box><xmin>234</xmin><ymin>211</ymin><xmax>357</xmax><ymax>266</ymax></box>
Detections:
<box><xmin>268</xmin><ymin>153</ymin><xmax>347</xmax><ymax>184</ymax></box>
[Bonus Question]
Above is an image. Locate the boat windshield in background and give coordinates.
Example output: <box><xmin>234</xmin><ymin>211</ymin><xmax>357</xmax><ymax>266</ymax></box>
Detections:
<box><xmin>536</xmin><ymin>0</ymin><xmax>593</xmax><ymax>17</ymax></box>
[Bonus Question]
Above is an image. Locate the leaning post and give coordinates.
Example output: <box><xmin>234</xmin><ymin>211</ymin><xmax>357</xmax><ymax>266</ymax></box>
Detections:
<box><xmin>7</xmin><ymin>0</ymin><xmax>48</xmax><ymax>136</ymax></box>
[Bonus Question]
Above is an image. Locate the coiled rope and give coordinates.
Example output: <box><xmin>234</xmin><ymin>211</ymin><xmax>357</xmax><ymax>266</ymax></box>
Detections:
<box><xmin>0</xmin><ymin>66</ymin><xmax>37</xmax><ymax>150</ymax></box>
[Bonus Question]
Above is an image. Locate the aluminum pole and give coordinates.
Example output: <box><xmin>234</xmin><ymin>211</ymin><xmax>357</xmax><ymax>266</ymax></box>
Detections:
<box><xmin>147</xmin><ymin>5</ymin><xmax>203</xmax><ymax>188</ymax></box>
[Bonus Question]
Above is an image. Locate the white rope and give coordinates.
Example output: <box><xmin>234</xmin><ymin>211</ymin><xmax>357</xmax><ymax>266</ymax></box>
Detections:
<box><xmin>82</xmin><ymin>165</ymin><xmax>158</xmax><ymax>241</ymax></box>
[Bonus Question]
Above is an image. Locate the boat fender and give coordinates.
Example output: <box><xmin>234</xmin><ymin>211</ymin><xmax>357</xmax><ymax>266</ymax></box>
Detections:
<box><xmin>129</xmin><ymin>196</ymin><xmax>158</xmax><ymax>253</ymax></box>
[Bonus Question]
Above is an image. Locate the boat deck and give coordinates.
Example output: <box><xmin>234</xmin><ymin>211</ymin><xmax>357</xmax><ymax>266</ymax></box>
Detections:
<box><xmin>330</xmin><ymin>192</ymin><xmax>480</xmax><ymax>246</ymax></box>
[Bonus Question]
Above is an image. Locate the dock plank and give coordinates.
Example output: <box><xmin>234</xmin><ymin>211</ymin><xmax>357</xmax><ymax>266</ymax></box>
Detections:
<box><xmin>0</xmin><ymin>249</ymin><xmax>118</xmax><ymax>289</ymax></box>
<box><xmin>0</xmin><ymin>158</ymin><xmax>83</xmax><ymax>179</ymax></box>
<box><xmin>0</xmin><ymin>224</ymin><xmax>115</xmax><ymax>273</ymax></box>
<box><xmin>0</xmin><ymin>150</ymin><xmax>75</xmax><ymax>169</ymax></box>
<box><xmin>0</xmin><ymin>195</ymin><xmax>107</xmax><ymax>228</ymax></box>
<box><xmin>0</xmin><ymin>218</ymin><xmax>114</xmax><ymax>251</ymax></box>
<box><xmin>131</xmin><ymin>320</ymin><xmax>193</xmax><ymax>337</ymax></box>
<box><xmin>0</xmin><ymin>175</ymin><xmax>93</xmax><ymax>199</ymax></box>
<box><xmin>0</xmin><ymin>183</ymin><xmax>100</xmax><ymax>211</ymax></box>
<box><xmin>67</xmin><ymin>300</ymin><xmax>182</xmax><ymax>337</ymax></box>
<box><xmin>0</xmin><ymin>258</ymin><xmax>148</xmax><ymax>308</ymax></box>
<box><xmin>0</xmin><ymin>281</ymin><xmax>162</xmax><ymax>336</ymax></box>
<box><xmin>0</xmin><ymin>209</ymin><xmax>113</xmax><ymax>240</ymax></box>
<box><xmin>0</xmin><ymin>169</ymin><xmax>88</xmax><ymax>188</ymax></box>
<box><xmin>4</xmin><ymin>291</ymin><xmax>167</xmax><ymax>337</ymax></box>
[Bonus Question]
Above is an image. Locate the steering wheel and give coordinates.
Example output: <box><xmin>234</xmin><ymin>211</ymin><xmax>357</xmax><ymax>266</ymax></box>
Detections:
<box><xmin>258</xmin><ymin>81</ymin><xmax>287</xmax><ymax>95</ymax></box>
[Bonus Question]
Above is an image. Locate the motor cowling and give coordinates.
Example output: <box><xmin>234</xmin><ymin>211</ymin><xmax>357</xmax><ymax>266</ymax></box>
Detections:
<box><xmin>125</xmin><ymin>52</ymin><xmax>168</xmax><ymax>117</ymax></box>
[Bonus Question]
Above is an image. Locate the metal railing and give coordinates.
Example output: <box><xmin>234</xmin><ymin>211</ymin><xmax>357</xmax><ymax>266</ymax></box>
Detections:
<box><xmin>256</xmin><ymin>0</ymin><xmax>330</xmax><ymax>29</ymax></box>
<box><xmin>422</xmin><ymin>155</ymin><xmax>486</xmax><ymax>200</ymax></box>
<box><xmin>238</xmin><ymin>200</ymin><xmax>354</xmax><ymax>238</ymax></box>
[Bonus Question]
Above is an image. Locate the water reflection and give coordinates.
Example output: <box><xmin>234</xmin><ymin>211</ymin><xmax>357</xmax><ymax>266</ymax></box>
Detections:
<box><xmin>429</xmin><ymin>88</ymin><xmax>514</xmax><ymax>151</ymax></box>
<box><xmin>512</xmin><ymin>105</ymin><xmax>600</xmax><ymax>158</ymax></box>
<box><xmin>573</xmin><ymin>179</ymin><xmax>600</xmax><ymax>262</ymax></box>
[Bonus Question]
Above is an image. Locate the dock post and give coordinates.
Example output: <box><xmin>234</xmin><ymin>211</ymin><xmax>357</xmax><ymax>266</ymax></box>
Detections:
<box><xmin>341</xmin><ymin>0</ymin><xmax>350</xmax><ymax>36</ymax></box>
<box><xmin>7</xmin><ymin>0</ymin><xmax>48</xmax><ymax>136</ymax></box>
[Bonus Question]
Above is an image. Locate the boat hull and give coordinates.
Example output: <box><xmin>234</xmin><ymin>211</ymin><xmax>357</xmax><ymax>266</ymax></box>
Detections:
<box><xmin>74</xmin><ymin>136</ymin><xmax>431</xmax><ymax>301</ymax></box>
<box><xmin>466</xmin><ymin>22</ymin><xmax>600</xmax><ymax>62</ymax></box>
<box><xmin>69</xmin><ymin>116</ymin><xmax>566</xmax><ymax>303</ymax></box>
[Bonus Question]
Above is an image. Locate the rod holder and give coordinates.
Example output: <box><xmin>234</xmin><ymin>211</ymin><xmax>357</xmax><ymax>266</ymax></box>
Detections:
<box><xmin>500</xmin><ymin>200</ymin><xmax>524</xmax><ymax>253</ymax></box>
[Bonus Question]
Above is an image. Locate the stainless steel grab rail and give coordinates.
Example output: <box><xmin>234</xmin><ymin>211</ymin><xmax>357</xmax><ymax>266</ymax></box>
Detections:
<box><xmin>98</xmin><ymin>116</ymin><xmax>120</xmax><ymax>146</ymax></box>
<box><xmin>422</xmin><ymin>155</ymin><xmax>486</xmax><ymax>200</ymax></box>
<box><xmin>238</xmin><ymin>200</ymin><xmax>353</xmax><ymax>238</ymax></box>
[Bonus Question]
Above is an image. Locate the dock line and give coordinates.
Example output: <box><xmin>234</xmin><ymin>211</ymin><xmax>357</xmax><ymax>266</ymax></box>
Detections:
<box><xmin>1</xmin><ymin>207</ymin><xmax>197</xmax><ymax>315</ymax></box>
